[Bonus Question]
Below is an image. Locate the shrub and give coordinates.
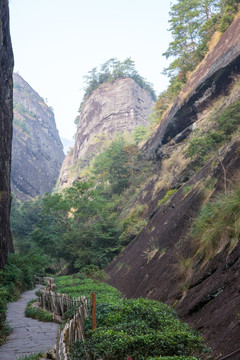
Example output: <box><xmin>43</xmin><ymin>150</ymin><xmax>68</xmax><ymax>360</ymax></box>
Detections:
<box><xmin>0</xmin><ymin>285</ymin><xmax>11</xmax><ymax>345</ymax></box>
<box><xmin>54</xmin><ymin>276</ymin><xmax>122</xmax><ymax>305</ymax></box>
<box><xmin>70</xmin><ymin>298</ymin><xmax>206</xmax><ymax>359</ymax></box>
<box><xmin>188</xmin><ymin>101</ymin><xmax>240</xmax><ymax>164</ymax></box>
<box><xmin>0</xmin><ymin>252</ymin><xmax>43</xmax><ymax>345</ymax></box>
<box><xmin>25</xmin><ymin>300</ymin><xmax>53</xmax><ymax>322</ymax></box>
<box><xmin>219</xmin><ymin>6</ymin><xmax>236</xmax><ymax>32</ymax></box>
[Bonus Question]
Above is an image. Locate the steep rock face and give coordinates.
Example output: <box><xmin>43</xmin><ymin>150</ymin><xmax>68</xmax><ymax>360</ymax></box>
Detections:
<box><xmin>59</xmin><ymin>78</ymin><xmax>154</xmax><ymax>186</ymax></box>
<box><xmin>107</xmin><ymin>16</ymin><xmax>240</xmax><ymax>357</ymax></box>
<box><xmin>0</xmin><ymin>0</ymin><xmax>14</xmax><ymax>268</ymax></box>
<box><xmin>12</xmin><ymin>73</ymin><xmax>65</xmax><ymax>201</ymax></box>
<box><xmin>143</xmin><ymin>16</ymin><xmax>240</xmax><ymax>159</ymax></box>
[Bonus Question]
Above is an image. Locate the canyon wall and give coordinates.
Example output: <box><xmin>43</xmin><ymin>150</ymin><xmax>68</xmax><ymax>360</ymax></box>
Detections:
<box><xmin>59</xmin><ymin>77</ymin><xmax>154</xmax><ymax>186</ymax></box>
<box><xmin>12</xmin><ymin>73</ymin><xmax>65</xmax><ymax>201</ymax></box>
<box><xmin>107</xmin><ymin>16</ymin><xmax>240</xmax><ymax>358</ymax></box>
<box><xmin>0</xmin><ymin>0</ymin><xmax>14</xmax><ymax>268</ymax></box>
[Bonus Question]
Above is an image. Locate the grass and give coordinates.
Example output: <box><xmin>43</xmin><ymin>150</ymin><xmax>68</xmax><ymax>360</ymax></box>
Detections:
<box><xmin>154</xmin><ymin>142</ymin><xmax>191</xmax><ymax>194</ymax></box>
<box><xmin>191</xmin><ymin>185</ymin><xmax>240</xmax><ymax>264</ymax></box>
<box><xmin>158</xmin><ymin>189</ymin><xmax>178</xmax><ymax>207</ymax></box>
<box><xmin>17</xmin><ymin>353</ymin><xmax>43</xmax><ymax>360</ymax></box>
<box><xmin>178</xmin><ymin>257</ymin><xmax>194</xmax><ymax>283</ymax></box>
<box><xmin>120</xmin><ymin>204</ymin><xmax>148</xmax><ymax>245</ymax></box>
<box><xmin>143</xmin><ymin>238</ymin><xmax>159</xmax><ymax>264</ymax></box>
<box><xmin>25</xmin><ymin>299</ymin><xmax>53</xmax><ymax>322</ymax></box>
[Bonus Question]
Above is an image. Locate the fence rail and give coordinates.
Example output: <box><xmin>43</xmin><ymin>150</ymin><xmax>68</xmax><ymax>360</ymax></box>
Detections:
<box><xmin>39</xmin><ymin>289</ymin><xmax>87</xmax><ymax>317</ymax></box>
<box><xmin>38</xmin><ymin>289</ymin><xmax>89</xmax><ymax>360</ymax></box>
<box><xmin>56</xmin><ymin>301</ymin><xmax>88</xmax><ymax>360</ymax></box>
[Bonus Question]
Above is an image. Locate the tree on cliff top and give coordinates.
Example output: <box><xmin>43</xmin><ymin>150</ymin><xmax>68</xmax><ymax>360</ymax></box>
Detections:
<box><xmin>82</xmin><ymin>58</ymin><xmax>156</xmax><ymax>102</ymax></box>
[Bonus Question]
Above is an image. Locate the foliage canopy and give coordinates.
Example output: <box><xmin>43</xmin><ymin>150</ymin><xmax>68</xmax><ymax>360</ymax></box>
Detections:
<box><xmin>82</xmin><ymin>58</ymin><xmax>156</xmax><ymax>102</ymax></box>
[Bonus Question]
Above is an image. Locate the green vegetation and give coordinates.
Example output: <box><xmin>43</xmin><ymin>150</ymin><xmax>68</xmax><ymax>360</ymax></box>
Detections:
<box><xmin>119</xmin><ymin>205</ymin><xmax>147</xmax><ymax>246</ymax></box>
<box><xmin>0</xmin><ymin>252</ymin><xmax>47</xmax><ymax>345</ymax></box>
<box><xmin>17</xmin><ymin>353</ymin><xmax>43</xmax><ymax>360</ymax></box>
<box><xmin>133</xmin><ymin>125</ymin><xmax>148</xmax><ymax>144</ymax></box>
<box><xmin>71</xmin><ymin>294</ymin><xmax>205</xmax><ymax>358</ymax></box>
<box><xmin>164</xmin><ymin>0</ymin><xmax>239</xmax><ymax>82</ymax></box>
<box><xmin>81</xmin><ymin>57</ymin><xmax>156</xmax><ymax>105</ymax></box>
<box><xmin>13</xmin><ymin>117</ymin><xmax>30</xmax><ymax>134</ymax></box>
<box><xmin>158</xmin><ymin>189</ymin><xmax>178</xmax><ymax>207</ymax></box>
<box><xmin>11</xmin><ymin>136</ymin><xmax>151</xmax><ymax>273</ymax></box>
<box><xmin>14</xmin><ymin>101</ymin><xmax>37</xmax><ymax>120</ymax></box>
<box><xmin>0</xmin><ymin>287</ymin><xmax>11</xmax><ymax>345</ymax></box>
<box><xmin>187</xmin><ymin>100</ymin><xmax>240</xmax><ymax>164</ymax></box>
<box><xmin>152</xmin><ymin>0</ymin><xmax>240</xmax><ymax>128</ymax></box>
<box><xmin>25</xmin><ymin>299</ymin><xmax>53</xmax><ymax>322</ymax></box>
<box><xmin>191</xmin><ymin>185</ymin><xmax>240</xmax><ymax>262</ymax></box>
<box><xmin>55</xmin><ymin>275</ymin><xmax>121</xmax><ymax>305</ymax></box>
<box><xmin>53</xmin><ymin>275</ymin><xmax>206</xmax><ymax>359</ymax></box>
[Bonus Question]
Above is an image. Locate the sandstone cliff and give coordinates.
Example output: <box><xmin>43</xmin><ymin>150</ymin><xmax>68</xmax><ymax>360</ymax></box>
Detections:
<box><xmin>143</xmin><ymin>16</ymin><xmax>240</xmax><ymax>159</ymax></box>
<box><xmin>59</xmin><ymin>78</ymin><xmax>154</xmax><ymax>186</ymax></box>
<box><xmin>107</xmin><ymin>16</ymin><xmax>240</xmax><ymax>358</ymax></box>
<box><xmin>0</xmin><ymin>0</ymin><xmax>14</xmax><ymax>268</ymax></box>
<box><xmin>12</xmin><ymin>73</ymin><xmax>65</xmax><ymax>201</ymax></box>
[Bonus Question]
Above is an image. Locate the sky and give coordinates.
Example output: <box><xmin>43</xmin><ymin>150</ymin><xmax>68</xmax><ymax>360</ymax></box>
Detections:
<box><xmin>9</xmin><ymin>0</ymin><xmax>172</xmax><ymax>141</ymax></box>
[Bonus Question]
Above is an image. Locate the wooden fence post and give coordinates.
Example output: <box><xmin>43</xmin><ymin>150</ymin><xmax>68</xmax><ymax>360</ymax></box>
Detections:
<box><xmin>90</xmin><ymin>292</ymin><xmax>96</xmax><ymax>330</ymax></box>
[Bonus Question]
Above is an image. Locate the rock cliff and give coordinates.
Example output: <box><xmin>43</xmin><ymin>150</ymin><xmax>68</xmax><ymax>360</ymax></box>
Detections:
<box><xmin>107</xmin><ymin>16</ymin><xmax>240</xmax><ymax>358</ymax></box>
<box><xmin>59</xmin><ymin>78</ymin><xmax>154</xmax><ymax>186</ymax></box>
<box><xmin>0</xmin><ymin>0</ymin><xmax>14</xmax><ymax>268</ymax></box>
<box><xmin>143</xmin><ymin>16</ymin><xmax>240</xmax><ymax>159</ymax></box>
<box><xmin>12</xmin><ymin>73</ymin><xmax>65</xmax><ymax>201</ymax></box>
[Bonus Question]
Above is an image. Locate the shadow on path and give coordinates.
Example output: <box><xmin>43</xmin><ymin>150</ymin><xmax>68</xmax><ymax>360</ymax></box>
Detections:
<box><xmin>0</xmin><ymin>285</ymin><xmax>59</xmax><ymax>360</ymax></box>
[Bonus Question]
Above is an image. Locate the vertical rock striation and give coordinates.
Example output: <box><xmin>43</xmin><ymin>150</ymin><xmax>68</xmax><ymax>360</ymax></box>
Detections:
<box><xmin>12</xmin><ymin>73</ymin><xmax>65</xmax><ymax>201</ymax></box>
<box><xmin>59</xmin><ymin>77</ymin><xmax>154</xmax><ymax>186</ymax></box>
<box><xmin>0</xmin><ymin>0</ymin><xmax>14</xmax><ymax>268</ymax></box>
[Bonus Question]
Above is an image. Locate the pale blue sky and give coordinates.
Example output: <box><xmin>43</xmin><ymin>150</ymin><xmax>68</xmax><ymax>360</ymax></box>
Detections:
<box><xmin>9</xmin><ymin>0</ymin><xmax>172</xmax><ymax>140</ymax></box>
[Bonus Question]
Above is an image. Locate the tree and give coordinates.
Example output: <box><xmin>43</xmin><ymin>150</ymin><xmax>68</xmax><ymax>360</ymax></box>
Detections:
<box><xmin>82</xmin><ymin>58</ymin><xmax>156</xmax><ymax>102</ymax></box>
<box><xmin>163</xmin><ymin>0</ymin><xmax>220</xmax><ymax>80</ymax></box>
<box><xmin>92</xmin><ymin>136</ymin><xmax>140</xmax><ymax>194</ymax></box>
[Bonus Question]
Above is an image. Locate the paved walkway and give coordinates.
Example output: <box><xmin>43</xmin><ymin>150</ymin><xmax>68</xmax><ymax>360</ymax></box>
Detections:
<box><xmin>0</xmin><ymin>285</ymin><xmax>59</xmax><ymax>360</ymax></box>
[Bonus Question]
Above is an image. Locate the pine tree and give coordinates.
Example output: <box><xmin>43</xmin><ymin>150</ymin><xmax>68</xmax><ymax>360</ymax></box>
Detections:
<box><xmin>163</xmin><ymin>0</ymin><xmax>220</xmax><ymax>80</ymax></box>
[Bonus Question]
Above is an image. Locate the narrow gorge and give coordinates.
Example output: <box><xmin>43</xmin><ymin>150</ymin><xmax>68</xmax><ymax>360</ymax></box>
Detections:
<box><xmin>1</xmin><ymin>1</ymin><xmax>240</xmax><ymax>359</ymax></box>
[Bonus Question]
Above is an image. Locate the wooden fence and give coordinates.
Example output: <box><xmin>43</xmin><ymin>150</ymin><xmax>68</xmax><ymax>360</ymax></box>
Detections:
<box><xmin>56</xmin><ymin>300</ymin><xmax>89</xmax><ymax>360</ymax></box>
<box><xmin>38</xmin><ymin>289</ymin><xmax>87</xmax><ymax>317</ymax></box>
<box><xmin>38</xmin><ymin>289</ymin><xmax>89</xmax><ymax>360</ymax></box>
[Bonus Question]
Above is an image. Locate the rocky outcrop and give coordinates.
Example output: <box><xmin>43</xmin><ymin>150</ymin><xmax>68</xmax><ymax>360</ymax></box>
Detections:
<box><xmin>12</xmin><ymin>73</ymin><xmax>65</xmax><ymax>201</ymax></box>
<box><xmin>0</xmin><ymin>0</ymin><xmax>14</xmax><ymax>269</ymax></box>
<box><xmin>143</xmin><ymin>16</ymin><xmax>240</xmax><ymax>159</ymax></box>
<box><xmin>59</xmin><ymin>78</ymin><xmax>154</xmax><ymax>186</ymax></box>
<box><xmin>107</xmin><ymin>16</ymin><xmax>240</xmax><ymax>357</ymax></box>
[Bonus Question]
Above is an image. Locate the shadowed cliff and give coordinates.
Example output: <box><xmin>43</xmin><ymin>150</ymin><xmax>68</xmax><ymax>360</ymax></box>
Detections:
<box><xmin>0</xmin><ymin>0</ymin><xmax>14</xmax><ymax>268</ymax></box>
<box><xmin>12</xmin><ymin>73</ymin><xmax>65</xmax><ymax>201</ymax></box>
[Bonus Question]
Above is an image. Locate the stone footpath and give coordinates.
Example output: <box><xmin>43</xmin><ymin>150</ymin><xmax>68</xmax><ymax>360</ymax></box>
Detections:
<box><xmin>0</xmin><ymin>285</ymin><xmax>59</xmax><ymax>360</ymax></box>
